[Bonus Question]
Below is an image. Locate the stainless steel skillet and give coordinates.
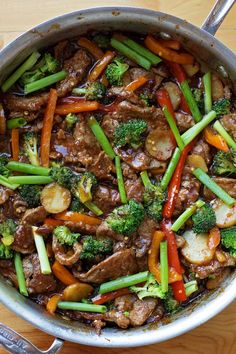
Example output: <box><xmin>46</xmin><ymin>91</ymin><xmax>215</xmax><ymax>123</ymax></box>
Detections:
<box><xmin>0</xmin><ymin>0</ymin><xmax>235</xmax><ymax>352</ymax></box>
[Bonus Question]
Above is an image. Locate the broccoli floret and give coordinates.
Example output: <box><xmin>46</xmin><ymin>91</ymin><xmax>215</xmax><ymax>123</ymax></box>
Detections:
<box><xmin>105</xmin><ymin>58</ymin><xmax>129</xmax><ymax>86</ymax></box>
<box><xmin>220</xmin><ymin>227</ymin><xmax>236</xmax><ymax>258</ymax></box>
<box><xmin>80</xmin><ymin>235</ymin><xmax>113</xmax><ymax>260</ymax></box>
<box><xmin>73</xmin><ymin>82</ymin><xmax>106</xmax><ymax>101</ymax></box>
<box><xmin>20</xmin><ymin>53</ymin><xmax>59</xmax><ymax>85</ymax></box>
<box><xmin>212</xmin><ymin>98</ymin><xmax>230</xmax><ymax>117</ymax></box>
<box><xmin>162</xmin><ymin>287</ymin><xmax>180</xmax><ymax>314</ymax></box>
<box><xmin>0</xmin><ymin>243</ymin><xmax>13</xmax><ymax>259</ymax></box>
<box><xmin>143</xmin><ymin>184</ymin><xmax>166</xmax><ymax>222</ymax></box>
<box><xmin>50</xmin><ymin>166</ymin><xmax>75</xmax><ymax>189</ymax></box>
<box><xmin>70</xmin><ymin>197</ymin><xmax>85</xmax><ymax>213</ymax></box>
<box><xmin>65</xmin><ymin>113</ymin><xmax>78</xmax><ymax>130</ymax></box>
<box><xmin>130</xmin><ymin>273</ymin><xmax>166</xmax><ymax>300</ymax></box>
<box><xmin>22</xmin><ymin>132</ymin><xmax>40</xmax><ymax>166</ymax></box>
<box><xmin>0</xmin><ymin>219</ymin><xmax>17</xmax><ymax>246</ymax></box>
<box><xmin>0</xmin><ymin>156</ymin><xmax>10</xmax><ymax>177</ymax></box>
<box><xmin>192</xmin><ymin>88</ymin><xmax>204</xmax><ymax>114</ymax></box>
<box><xmin>19</xmin><ymin>185</ymin><xmax>41</xmax><ymax>208</ymax></box>
<box><xmin>114</xmin><ymin>119</ymin><xmax>148</xmax><ymax>149</ymax></box>
<box><xmin>106</xmin><ymin>199</ymin><xmax>145</xmax><ymax>236</ymax></box>
<box><xmin>192</xmin><ymin>204</ymin><xmax>216</xmax><ymax>233</ymax></box>
<box><xmin>71</xmin><ymin>172</ymin><xmax>97</xmax><ymax>203</ymax></box>
<box><xmin>93</xmin><ymin>34</ymin><xmax>110</xmax><ymax>48</ymax></box>
<box><xmin>139</xmin><ymin>93</ymin><xmax>152</xmax><ymax>107</ymax></box>
<box><xmin>212</xmin><ymin>150</ymin><xmax>236</xmax><ymax>175</ymax></box>
<box><xmin>53</xmin><ymin>226</ymin><xmax>80</xmax><ymax>246</ymax></box>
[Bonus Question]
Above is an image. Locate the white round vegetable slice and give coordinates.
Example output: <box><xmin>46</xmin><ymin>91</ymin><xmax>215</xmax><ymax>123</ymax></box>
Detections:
<box><xmin>145</xmin><ymin>129</ymin><xmax>175</xmax><ymax>161</ymax></box>
<box><xmin>163</xmin><ymin>82</ymin><xmax>181</xmax><ymax>111</ymax></box>
<box><xmin>212</xmin><ymin>74</ymin><xmax>224</xmax><ymax>101</ymax></box>
<box><xmin>181</xmin><ymin>230</ymin><xmax>215</xmax><ymax>265</ymax></box>
<box><xmin>182</xmin><ymin>62</ymin><xmax>200</xmax><ymax>77</ymax></box>
<box><xmin>211</xmin><ymin>199</ymin><xmax>236</xmax><ymax>228</ymax></box>
<box><xmin>41</xmin><ymin>182</ymin><xmax>71</xmax><ymax>214</ymax></box>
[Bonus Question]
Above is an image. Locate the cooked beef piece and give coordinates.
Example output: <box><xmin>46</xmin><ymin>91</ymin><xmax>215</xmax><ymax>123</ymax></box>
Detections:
<box><xmin>134</xmin><ymin>217</ymin><xmax>158</xmax><ymax>257</ymax></box>
<box><xmin>12</xmin><ymin>195</ymin><xmax>28</xmax><ymax>217</ymax></box>
<box><xmin>50</xmin><ymin>132</ymin><xmax>82</xmax><ymax>163</ymax></box>
<box><xmin>93</xmin><ymin>185</ymin><xmax>120</xmax><ymax>214</ymax></box>
<box><xmin>204</xmin><ymin>177</ymin><xmax>236</xmax><ymax>200</ymax></box>
<box><xmin>146</xmin><ymin>303</ymin><xmax>164</xmax><ymax>324</ymax></box>
<box><xmin>9</xmin><ymin>110</ymin><xmax>41</xmax><ymax>123</ymax></box>
<box><xmin>12</xmin><ymin>224</ymin><xmax>35</xmax><ymax>254</ymax></box>
<box><xmin>75</xmin><ymin>249</ymin><xmax>138</xmax><ymax>283</ymax></box>
<box><xmin>176</xmin><ymin>235</ymin><xmax>186</xmax><ymax>248</ymax></box>
<box><xmin>107</xmin><ymin>87</ymin><xmax>140</xmax><ymax>105</ymax></box>
<box><xmin>0</xmin><ymin>260</ymin><xmax>18</xmax><ymax>287</ymax></box>
<box><xmin>129</xmin><ymin>298</ymin><xmax>158</xmax><ymax>326</ymax></box>
<box><xmin>221</xmin><ymin>113</ymin><xmax>236</xmax><ymax>140</ymax></box>
<box><xmin>96</xmin><ymin>220</ymin><xmax>124</xmax><ymax>241</ymax></box>
<box><xmin>125</xmin><ymin>178</ymin><xmax>144</xmax><ymax>203</ymax></box>
<box><xmin>190</xmin><ymin>251</ymin><xmax>235</xmax><ymax>279</ymax></box>
<box><xmin>192</xmin><ymin>138</ymin><xmax>212</xmax><ymax>165</ymax></box>
<box><xmin>175</xmin><ymin>112</ymin><xmax>194</xmax><ymax>133</ymax></box>
<box><xmin>36</xmin><ymin>224</ymin><xmax>53</xmax><ymax>236</ymax></box>
<box><xmin>114</xmin><ymin>294</ymin><xmax>137</xmax><ymax>311</ymax></box>
<box><xmin>3</xmin><ymin>92</ymin><xmax>49</xmax><ymax>112</ymax></box>
<box><xmin>174</xmin><ymin>173</ymin><xmax>200</xmax><ymax>215</ymax></box>
<box><xmin>105</xmin><ymin>310</ymin><xmax>131</xmax><ymax>329</ymax></box>
<box><xmin>52</xmin><ymin>235</ymin><xmax>82</xmax><ymax>266</ymax></box>
<box><xmin>206</xmin><ymin>268</ymin><xmax>231</xmax><ymax>290</ymax></box>
<box><xmin>22</xmin><ymin>206</ymin><xmax>47</xmax><ymax>225</ymax></box>
<box><xmin>115</xmin><ymin>147</ymin><xmax>150</xmax><ymax>171</ymax></box>
<box><xmin>121</xmin><ymin>162</ymin><xmax>138</xmax><ymax>180</ymax></box>
<box><xmin>23</xmin><ymin>254</ymin><xmax>56</xmax><ymax>294</ymax></box>
<box><xmin>64</xmin><ymin>221</ymin><xmax>98</xmax><ymax>235</ymax></box>
<box><xmin>101</xmin><ymin>114</ymin><xmax>119</xmax><ymax>140</ymax></box>
<box><xmin>54</xmin><ymin>40</ymin><xmax>75</xmax><ymax>63</ymax></box>
<box><xmin>56</xmin><ymin>49</ymin><xmax>91</xmax><ymax>97</ymax></box>
<box><xmin>0</xmin><ymin>186</ymin><xmax>13</xmax><ymax>205</ymax></box>
<box><xmin>89</xmin><ymin>151</ymin><xmax>115</xmax><ymax>180</ymax></box>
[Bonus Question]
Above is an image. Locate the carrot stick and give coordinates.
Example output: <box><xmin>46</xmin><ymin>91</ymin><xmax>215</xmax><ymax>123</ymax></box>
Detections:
<box><xmin>11</xmin><ymin>128</ymin><xmax>19</xmax><ymax>161</ymax></box>
<box><xmin>88</xmin><ymin>50</ymin><xmax>115</xmax><ymax>82</ymax></box>
<box><xmin>204</xmin><ymin>127</ymin><xmax>229</xmax><ymax>152</ymax></box>
<box><xmin>55</xmin><ymin>101</ymin><xmax>100</xmax><ymax>115</ymax></box>
<box><xmin>157</xmin><ymin>39</ymin><xmax>181</xmax><ymax>50</ymax></box>
<box><xmin>46</xmin><ymin>294</ymin><xmax>63</xmax><ymax>315</ymax></box>
<box><xmin>78</xmin><ymin>37</ymin><xmax>104</xmax><ymax>60</ymax></box>
<box><xmin>125</xmin><ymin>76</ymin><xmax>148</xmax><ymax>92</ymax></box>
<box><xmin>101</xmin><ymin>73</ymin><xmax>109</xmax><ymax>87</ymax></box>
<box><xmin>44</xmin><ymin>218</ymin><xmax>64</xmax><ymax>227</ymax></box>
<box><xmin>52</xmin><ymin>261</ymin><xmax>78</xmax><ymax>286</ymax></box>
<box><xmin>145</xmin><ymin>35</ymin><xmax>194</xmax><ymax>64</ymax></box>
<box><xmin>40</xmin><ymin>89</ymin><xmax>58</xmax><ymax>167</ymax></box>
<box><xmin>55</xmin><ymin>211</ymin><xmax>102</xmax><ymax>225</ymax></box>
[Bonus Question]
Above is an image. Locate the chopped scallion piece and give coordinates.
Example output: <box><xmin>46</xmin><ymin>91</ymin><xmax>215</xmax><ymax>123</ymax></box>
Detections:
<box><xmin>171</xmin><ymin>200</ymin><xmax>205</xmax><ymax>232</ymax></box>
<box><xmin>213</xmin><ymin>120</ymin><xmax>236</xmax><ymax>151</ymax></box>
<box><xmin>99</xmin><ymin>271</ymin><xmax>149</xmax><ymax>294</ymax></box>
<box><xmin>32</xmin><ymin>226</ymin><xmax>51</xmax><ymax>275</ymax></box>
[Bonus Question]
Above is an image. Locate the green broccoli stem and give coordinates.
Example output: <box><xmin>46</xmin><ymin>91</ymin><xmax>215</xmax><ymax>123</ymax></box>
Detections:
<box><xmin>180</xmin><ymin>80</ymin><xmax>202</xmax><ymax>122</ymax></box>
<box><xmin>213</xmin><ymin>121</ymin><xmax>236</xmax><ymax>151</ymax></box>
<box><xmin>160</xmin><ymin>241</ymin><xmax>168</xmax><ymax>293</ymax></box>
<box><xmin>6</xmin><ymin>117</ymin><xmax>27</xmax><ymax>129</ymax></box>
<box><xmin>163</xmin><ymin>107</ymin><xmax>184</xmax><ymax>150</ymax></box>
<box><xmin>122</xmin><ymin>38</ymin><xmax>162</xmax><ymax>65</ymax></box>
<box><xmin>14</xmin><ymin>253</ymin><xmax>28</xmax><ymax>297</ymax></box>
<box><xmin>171</xmin><ymin>199</ymin><xmax>205</xmax><ymax>232</ymax></box>
<box><xmin>99</xmin><ymin>271</ymin><xmax>149</xmax><ymax>294</ymax></box>
<box><xmin>88</xmin><ymin>116</ymin><xmax>115</xmax><ymax>159</ymax></box>
<box><xmin>72</xmin><ymin>87</ymin><xmax>87</xmax><ymax>96</ymax></box>
<box><xmin>24</xmin><ymin>70</ymin><xmax>67</xmax><ymax>94</ymax></box>
<box><xmin>184</xmin><ymin>280</ymin><xmax>198</xmax><ymax>297</ymax></box>
<box><xmin>7</xmin><ymin>161</ymin><xmax>50</xmax><ymax>176</ymax></box>
<box><xmin>111</xmin><ymin>38</ymin><xmax>151</xmax><ymax>70</ymax></box>
<box><xmin>203</xmin><ymin>72</ymin><xmax>212</xmax><ymax>114</ymax></box>
<box><xmin>181</xmin><ymin>111</ymin><xmax>217</xmax><ymax>146</ymax></box>
<box><xmin>32</xmin><ymin>227</ymin><xmax>51</xmax><ymax>275</ymax></box>
<box><xmin>0</xmin><ymin>175</ymin><xmax>20</xmax><ymax>190</ymax></box>
<box><xmin>84</xmin><ymin>201</ymin><xmax>103</xmax><ymax>216</ymax></box>
<box><xmin>192</xmin><ymin>168</ymin><xmax>236</xmax><ymax>206</ymax></box>
<box><xmin>115</xmin><ymin>156</ymin><xmax>127</xmax><ymax>204</ymax></box>
<box><xmin>140</xmin><ymin>170</ymin><xmax>152</xmax><ymax>187</ymax></box>
<box><xmin>8</xmin><ymin>175</ymin><xmax>53</xmax><ymax>185</ymax></box>
<box><xmin>1</xmin><ymin>51</ymin><xmax>41</xmax><ymax>92</ymax></box>
<box><xmin>57</xmin><ymin>302</ymin><xmax>107</xmax><ymax>313</ymax></box>
<box><xmin>161</xmin><ymin>148</ymin><xmax>181</xmax><ymax>190</ymax></box>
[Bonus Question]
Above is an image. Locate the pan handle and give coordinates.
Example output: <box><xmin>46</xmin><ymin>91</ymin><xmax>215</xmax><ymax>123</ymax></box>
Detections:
<box><xmin>202</xmin><ymin>0</ymin><xmax>235</xmax><ymax>35</ymax></box>
<box><xmin>0</xmin><ymin>323</ymin><xmax>64</xmax><ymax>354</ymax></box>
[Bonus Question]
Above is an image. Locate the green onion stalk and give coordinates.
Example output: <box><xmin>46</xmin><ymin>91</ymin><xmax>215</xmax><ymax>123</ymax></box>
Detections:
<box><xmin>122</xmin><ymin>38</ymin><xmax>162</xmax><ymax>65</ymax></box>
<box><xmin>160</xmin><ymin>241</ymin><xmax>168</xmax><ymax>293</ymax></box>
<box><xmin>24</xmin><ymin>70</ymin><xmax>67</xmax><ymax>94</ymax></box>
<box><xmin>7</xmin><ymin>117</ymin><xmax>27</xmax><ymax>129</ymax></box>
<box><xmin>180</xmin><ymin>80</ymin><xmax>202</xmax><ymax>122</ymax></box>
<box><xmin>163</xmin><ymin>106</ymin><xmax>184</xmax><ymax>150</ymax></box>
<box><xmin>171</xmin><ymin>199</ymin><xmax>205</xmax><ymax>232</ymax></box>
<box><xmin>8</xmin><ymin>176</ymin><xmax>53</xmax><ymax>185</ymax></box>
<box><xmin>57</xmin><ymin>302</ymin><xmax>107</xmax><ymax>313</ymax></box>
<box><xmin>115</xmin><ymin>156</ymin><xmax>127</xmax><ymax>204</ymax></box>
<box><xmin>0</xmin><ymin>175</ymin><xmax>20</xmax><ymax>190</ymax></box>
<box><xmin>161</xmin><ymin>148</ymin><xmax>181</xmax><ymax>190</ymax></box>
<box><xmin>7</xmin><ymin>161</ymin><xmax>50</xmax><ymax>176</ymax></box>
<box><xmin>203</xmin><ymin>72</ymin><xmax>212</xmax><ymax>114</ymax></box>
<box><xmin>14</xmin><ymin>253</ymin><xmax>28</xmax><ymax>296</ymax></box>
<box><xmin>32</xmin><ymin>227</ymin><xmax>51</xmax><ymax>275</ymax></box>
<box><xmin>213</xmin><ymin>121</ymin><xmax>236</xmax><ymax>151</ymax></box>
<box><xmin>99</xmin><ymin>271</ymin><xmax>149</xmax><ymax>294</ymax></box>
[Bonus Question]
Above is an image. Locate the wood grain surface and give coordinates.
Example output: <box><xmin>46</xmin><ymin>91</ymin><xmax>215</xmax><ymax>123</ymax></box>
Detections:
<box><xmin>0</xmin><ymin>1</ymin><xmax>236</xmax><ymax>353</ymax></box>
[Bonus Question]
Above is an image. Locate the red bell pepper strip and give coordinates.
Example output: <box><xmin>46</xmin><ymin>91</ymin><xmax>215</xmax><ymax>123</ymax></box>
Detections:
<box><xmin>92</xmin><ymin>288</ymin><xmax>130</xmax><ymax>305</ymax></box>
<box><xmin>171</xmin><ymin>281</ymin><xmax>187</xmax><ymax>302</ymax></box>
<box><xmin>156</xmin><ymin>88</ymin><xmax>176</xmax><ymax>122</ymax></box>
<box><xmin>180</xmin><ymin>93</ymin><xmax>191</xmax><ymax>114</ymax></box>
<box><xmin>162</xmin><ymin>139</ymin><xmax>196</xmax><ymax>219</ymax></box>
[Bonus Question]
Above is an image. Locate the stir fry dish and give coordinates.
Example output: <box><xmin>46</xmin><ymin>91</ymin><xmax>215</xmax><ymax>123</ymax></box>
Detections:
<box><xmin>0</xmin><ymin>32</ymin><xmax>236</xmax><ymax>332</ymax></box>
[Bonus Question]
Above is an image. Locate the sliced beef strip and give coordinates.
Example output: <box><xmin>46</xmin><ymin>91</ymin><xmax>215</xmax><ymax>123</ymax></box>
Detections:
<box><xmin>134</xmin><ymin>217</ymin><xmax>158</xmax><ymax>257</ymax></box>
<box><xmin>129</xmin><ymin>298</ymin><xmax>158</xmax><ymax>326</ymax></box>
<box><xmin>121</xmin><ymin>162</ymin><xmax>138</xmax><ymax>180</ymax></box>
<box><xmin>204</xmin><ymin>177</ymin><xmax>236</xmax><ymax>200</ymax></box>
<box><xmin>93</xmin><ymin>185</ymin><xmax>120</xmax><ymax>214</ymax></box>
<box><xmin>52</xmin><ymin>235</ymin><xmax>82</xmax><ymax>266</ymax></box>
<box><xmin>96</xmin><ymin>221</ymin><xmax>124</xmax><ymax>241</ymax></box>
<box><xmin>3</xmin><ymin>92</ymin><xmax>49</xmax><ymax>112</ymax></box>
<box><xmin>125</xmin><ymin>178</ymin><xmax>144</xmax><ymax>203</ymax></box>
<box><xmin>56</xmin><ymin>49</ymin><xmax>91</xmax><ymax>97</ymax></box>
<box><xmin>220</xmin><ymin>113</ymin><xmax>236</xmax><ymax>140</ymax></box>
<box><xmin>0</xmin><ymin>186</ymin><xmax>13</xmax><ymax>205</ymax></box>
<box><xmin>89</xmin><ymin>151</ymin><xmax>115</xmax><ymax>181</ymax></box>
<box><xmin>64</xmin><ymin>221</ymin><xmax>98</xmax><ymax>235</ymax></box>
<box><xmin>101</xmin><ymin>114</ymin><xmax>119</xmax><ymax>140</ymax></box>
<box><xmin>191</xmin><ymin>138</ymin><xmax>212</xmax><ymax>165</ymax></box>
<box><xmin>0</xmin><ymin>260</ymin><xmax>18</xmax><ymax>287</ymax></box>
<box><xmin>107</xmin><ymin>87</ymin><xmax>140</xmax><ymax>105</ymax></box>
<box><xmin>174</xmin><ymin>173</ymin><xmax>200</xmax><ymax>215</ymax></box>
<box><xmin>22</xmin><ymin>206</ymin><xmax>47</xmax><ymax>225</ymax></box>
<box><xmin>54</xmin><ymin>40</ymin><xmax>75</xmax><ymax>63</ymax></box>
<box><xmin>23</xmin><ymin>254</ymin><xmax>57</xmax><ymax>294</ymax></box>
<box><xmin>9</xmin><ymin>110</ymin><xmax>41</xmax><ymax>123</ymax></box>
<box><xmin>11</xmin><ymin>224</ymin><xmax>35</xmax><ymax>254</ymax></box>
<box><xmin>115</xmin><ymin>147</ymin><xmax>150</xmax><ymax>171</ymax></box>
<box><xmin>175</xmin><ymin>112</ymin><xmax>194</xmax><ymax>133</ymax></box>
<box><xmin>74</xmin><ymin>249</ymin><xmax>138</xmax><ymax>284</ymax></box>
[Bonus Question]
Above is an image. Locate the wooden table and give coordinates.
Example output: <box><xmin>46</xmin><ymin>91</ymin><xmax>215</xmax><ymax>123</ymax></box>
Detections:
<box><xmin>0</xmin><ymin>1</ymin><xmax>236</xmax><ymax>353</ymax></box>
